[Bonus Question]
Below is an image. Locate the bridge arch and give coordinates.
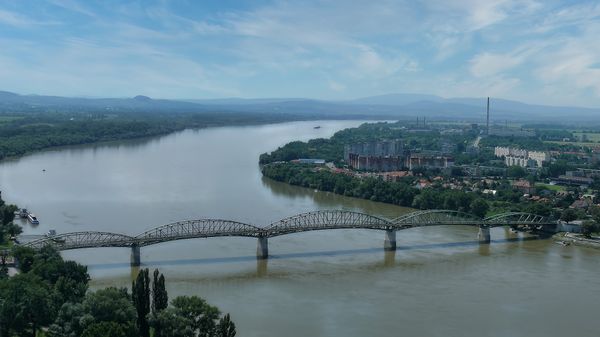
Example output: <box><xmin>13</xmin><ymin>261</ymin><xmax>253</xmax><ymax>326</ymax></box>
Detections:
<box><xmin>23</xmin><ymin>231</ymin><xmax>135</xmax><ymax>250</ymax></box>
<box><xmin>264</xmin><ymin>210</ymin><xmax>394</xmax><ymax>237</ymax></box>
<box><xmin>484</xmin><ymin>212</ymin><xmax>548</xmax><ymax>226</ymax></box>
<box><xmin>393</xmin><ymin>210</ymin><xmax>482</xmax><ymax>227</ymax></box>
<box><xmin>135</xmin><ymin>219</ymin><xmax>263</xmax><ymax>246</ymax></box>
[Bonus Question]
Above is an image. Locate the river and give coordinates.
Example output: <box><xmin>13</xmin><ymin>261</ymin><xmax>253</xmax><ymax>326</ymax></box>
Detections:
<box><xmin>0</xmin><ymin>120</ymin><xmax>598</xmax><ymax>337</ymax></box>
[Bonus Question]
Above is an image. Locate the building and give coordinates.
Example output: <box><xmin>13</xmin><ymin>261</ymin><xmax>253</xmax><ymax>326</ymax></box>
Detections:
<box><xmin>555</xmin><ymin>171</ymin><xmax>594</xmax><ymax>187</ymax></box>
<box><xmin>494</xmin><ymin>146</ymin><xmax>549</xmax><ymax>167</ymax></box>
<box><xmin>408</xmin><ymin>154</ymin><xmax>454</xmax><ymax>170</ymax></box>
<box><xmin>291</xmin><ymin>158</ymin><xmax>326</xmax><ymax>165</ymax></box>
<box><xmin>512</xmin><ymin>180</ymin><xmax>534</xmax><ymax>194</ymax></box>
<box><xmin>346</xmin><ymin>154</ymin><xmax>405</xmax><ymax>171</ymax></box>
<box><xmin>344</xmin><ymin>140</ymin><xmax>407</xmax><ymax>171</ymax></box>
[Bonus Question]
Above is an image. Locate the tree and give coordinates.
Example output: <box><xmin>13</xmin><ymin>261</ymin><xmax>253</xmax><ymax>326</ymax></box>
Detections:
<box><xmin>12</xmin><ymin>246</ymin><xmax>35</xmax><ymax>273</ymax></box>
<box><xmin>81</xmin><ymin>322</ymin><xmax>131</xmax><ymax>337</ymax></box>
<box><xmin>82</xmin><ymin>287</ymin><xmax>138</xmax><ymax>337</ymax></box>
<box><xmin>216</xmin><ymin>313</ymin><xmax>236</xmax><ymax>337</ymax></box>
<box><xmin>171</xmin><ymin>296</ymin><xmax>221</xmax><ymax>337</ymax></box>
<box><xmin>560</xmin><ymin>208</ymin><xmax>577</xmax><ymax>223</ymax></box>
<box><xmin>149</xmin><ymin>308</ymin><xmax>194</xmax><ymax>337</ymax></box>
<box><xmin>0</xmin><ymin>273</ymin><xmax>53</xmax><ymax>337</ymax></box>
<box><xmin>581</xmin><ymin>221</ymin><xmax>596</xmax><ymax>238</ymax></box>
<box><xmin>152</xmin><ymin>269</ymin><xmax>168</xmax><ymax>315</ymax></box>
<box><xmin>470</xmin><ymin>198</ymin><xmax>489</xmax><ymax>218</ymax></box>
<box><xmin>507</xmin><ymin>165</ymin><xmax>527</xmax><ymax>178</ymax></box>
<box><xmin>132</xmin><ymin>269</ymin><xmax>151</xmax><ymax>337</ymax></box>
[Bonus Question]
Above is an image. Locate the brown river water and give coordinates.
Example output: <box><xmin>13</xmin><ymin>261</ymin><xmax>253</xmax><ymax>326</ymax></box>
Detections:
<box><xmin>1</xmin><ymin>120</ymin><xmax>598</xmax><ymax>337</ymax></box>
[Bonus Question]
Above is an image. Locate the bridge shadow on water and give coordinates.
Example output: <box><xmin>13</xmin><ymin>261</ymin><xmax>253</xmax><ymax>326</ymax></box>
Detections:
<box><xmin>87</xmin><ymin>235</ymin><xmax>543</xmax><ymax>271</ymax></box>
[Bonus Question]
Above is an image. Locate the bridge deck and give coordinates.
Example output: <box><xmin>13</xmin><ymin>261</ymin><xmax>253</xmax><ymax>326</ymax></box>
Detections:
<box><xmin>20</xmin><ymin>210</ymin><xmax>557</xmax><ymax>251</ymax></box>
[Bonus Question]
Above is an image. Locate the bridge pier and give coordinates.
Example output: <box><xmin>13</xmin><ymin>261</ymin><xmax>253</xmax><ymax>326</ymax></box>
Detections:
<box><xmin>257</xmin><ymin>237</ymin><xmax>268</xmax><ymax>259</ymax></box>
<box><xmin>478</xmin><ymin>225</ymin><xmax>491</xmax><ymax>244</ymax></box>
<box><xmin>130</xmin><ymin>245</ymin><xmax>141</xmax><ymax>267</ymax></box>
<box><xmin>384</xmin><ymin>229</ymin><xmax>397</xmax><ymax>251</ymax></box>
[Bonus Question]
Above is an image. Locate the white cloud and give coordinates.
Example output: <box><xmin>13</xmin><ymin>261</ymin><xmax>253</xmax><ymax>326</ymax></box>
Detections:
<box><xmin>0</xmin><ymin>9</ymin><xmax>59</xmax><ymax>27</ymax></box>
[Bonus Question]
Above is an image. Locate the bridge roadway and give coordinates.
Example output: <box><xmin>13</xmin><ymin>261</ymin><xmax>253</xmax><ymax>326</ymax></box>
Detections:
<box><xmin>21</xmin><ymin>210</ymin><xmax>557</xmax><ymax>266</ymax></box>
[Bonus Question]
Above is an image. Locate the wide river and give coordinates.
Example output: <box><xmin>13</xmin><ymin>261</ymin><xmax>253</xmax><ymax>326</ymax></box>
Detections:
<box><xmin>1</xmin><ymin>120</ymin><xmax>599</xmax><ymax>337</ymax></box>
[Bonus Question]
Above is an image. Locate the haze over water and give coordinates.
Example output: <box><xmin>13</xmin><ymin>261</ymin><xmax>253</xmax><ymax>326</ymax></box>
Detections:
<box><xmin>1</xmin><ymin>120</ymin><xmax>598</xmax><ymax>337</ymax></box>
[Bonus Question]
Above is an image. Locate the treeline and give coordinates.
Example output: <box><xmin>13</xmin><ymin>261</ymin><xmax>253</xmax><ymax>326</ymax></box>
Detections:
<box><xmin>0</xmin><ymin>111</ymin><xmax>305</xmax><ymax>161</ymax></box>
<box><xmin>0</xmin><ymin>193</ymin><xmax>20</xmax><ymax>247</ymax></box>
<box><xmin>261</xmin><ymin>163</ymin><xmax>490</xmax><ymax>217</ymax></box>
<box><xmin>0</xmin><ymin>246</ymin><xmax>236</xmax><ymax>337</ymax></box>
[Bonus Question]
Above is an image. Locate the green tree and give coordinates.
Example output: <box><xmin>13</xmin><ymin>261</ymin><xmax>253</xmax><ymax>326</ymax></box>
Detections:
<box><xmin>470</xmin><ymin>198</ymin><xmax>490</xmax><ymax>218</ymax></box>
<box><xmin>12</xmin><ymin>246</ymin><xmax>35</xmax><ymax>273</ymax></box>
<box><xmin>171</xmin><ymin>296</ymin><xmax>221</xmax><ymax>337</ymax></box>
<box><xmin>132</xmin><ymin>268</ymin><xmax>151</xmax><ymax>337</ymax></box>
<box><xmin>581</xmin><ymin>221</ymin><xmax>596</xmax><ymax>238</ymax></box>
<box><xmin>152</xmin><ymin>269</ymin><xmax>169</xmax><ymax>315</ymax></box>
<box><xmin>149</xmin><ymin>308</ymin><xmax>194</xmax><ymax>337</ymax></box>
<box><xmin>82</xmin><ymin>287</ymin><xmax>138</xmax><ymax>336</ymax></box>
<box><xmin>0</xmin><ymin>273</ymin><xmax>53</xmax><ymax>337</ymax></box>
<box><xmin>507</xmin><ymin>165</ymin><xmax>527</xmax><ymax>178</ymax></box>
<box><xmin>47</xmin><ymin>302</ymin><xmax>86</xmax><ymax>337</ymax></box>
<box><xmin>560</xmin><ymin>208</ymin><xmax>577</xmax><ymax>223</ymax></box>
<box><xmin>81</xmin><ymin>321</ymin><xmax>131</xmax><ymax>337</ymax></box>
<box><xmin>216</xmin><ymin>313</ymin><xmax>236</xmax><ymax>337</ymax></box>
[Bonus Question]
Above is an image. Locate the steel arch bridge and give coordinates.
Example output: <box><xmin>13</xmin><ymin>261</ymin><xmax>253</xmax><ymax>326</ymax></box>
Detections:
<box><xmin>264</xmin><ymin>210</ymin><xmax>395</xmax><ymax>237</ymax></box>
<box><xmin>24</xmin><ymin>231</ymin><xmax>135</xmax><ymax>251</ymax></box>
<box><xmin>20</xmin><ymin>209</ymin><xmax>558</xmax><ymax>265</ymax></box>
<box><xmin>136</xmin><ymin>219</ymin><xmax>263</xmax><ymax>246</ymax></box>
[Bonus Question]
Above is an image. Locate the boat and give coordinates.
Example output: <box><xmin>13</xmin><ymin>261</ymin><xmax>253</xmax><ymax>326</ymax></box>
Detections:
<box><xmin>27</xmin><ymin>213</ymin><xmax>39</xmax><ymax>225</ymax></box>
<box><xmin>313</xmin><ymin>126</ymin><xmax>321</xmax><ymax>129</ymax></box>
<box><xmin>18</xmin><ymin>208</ymin><xmax>29</xmax><ymax>218</ymax></box>
<box><xmin>46</xmin><ymin>229</ymin><xmax>56</xmax><ymax>237</ymax></box>
<box><xmin>556</xmin><ymin>241</ymin><xmax>570</xmax><ymax>246</ymax></box>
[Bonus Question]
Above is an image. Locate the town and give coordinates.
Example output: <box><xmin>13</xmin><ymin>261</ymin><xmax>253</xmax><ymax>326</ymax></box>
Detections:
<box><xmin>261</xmin><ymin>116</ymin><xmax>600</xmax><ymax>242</ymax></box>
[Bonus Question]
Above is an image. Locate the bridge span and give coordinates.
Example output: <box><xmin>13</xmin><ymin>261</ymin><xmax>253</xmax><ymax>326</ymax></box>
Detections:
<box><xmin>21</xmin><ymin>210</ymin><xmax>557</xmax><ymax>266</ymax></box>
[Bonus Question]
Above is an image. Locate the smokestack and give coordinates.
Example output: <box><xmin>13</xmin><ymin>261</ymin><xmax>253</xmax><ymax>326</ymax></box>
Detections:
<box><xmin>486</xmin><ymin>97</ymin><xmax>490</xmax><ymax>135</ymax></box>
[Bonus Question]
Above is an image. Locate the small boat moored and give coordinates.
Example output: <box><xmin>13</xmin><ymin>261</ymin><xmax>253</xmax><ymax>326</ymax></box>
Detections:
<box><xmin>19</xmin><ymin>208</ymin><xmax>29</xmax><ymax>218</ymax></box>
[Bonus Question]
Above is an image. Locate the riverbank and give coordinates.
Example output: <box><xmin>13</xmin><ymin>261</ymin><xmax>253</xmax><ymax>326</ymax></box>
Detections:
<box><xmin>0</xmin><ymin>111</ymin><xmax>357</xmax><ymax>162</ymax></box>
<box><xmin>554</xmin><ymin>232</ymin><xmax>600</xmax><ymax>249</ymax></box>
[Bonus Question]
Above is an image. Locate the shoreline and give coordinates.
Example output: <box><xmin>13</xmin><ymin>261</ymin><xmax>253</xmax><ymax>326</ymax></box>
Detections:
<box><xmin>553</xmin><ymin>232</ymin><xmax>600</xmax><ymax>249</ymax></box>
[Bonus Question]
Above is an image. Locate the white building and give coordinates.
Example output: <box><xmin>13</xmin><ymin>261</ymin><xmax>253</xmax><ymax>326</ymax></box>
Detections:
<box><xmin>494</xmin><ymin>146</ymin><xmax>549</xmax><ymax>167</ymax></box>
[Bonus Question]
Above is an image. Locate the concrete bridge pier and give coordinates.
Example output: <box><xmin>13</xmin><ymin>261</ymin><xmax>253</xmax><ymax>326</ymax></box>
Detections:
<box><xmin>478</xmin><ymin>225</ymin><xmax>491</xmax><ymax>244</ymax></box>
<box><xmin>257</xmin><ymin>237</ymin><xmax>268</xmax><ymax>259</ymax></box>
<box><xmin>384</xmin><ymin>229</ymin><xmax>397</xmax><ymax>251</ymax></box>
<box><xmin>131</xmin><ymin>244</ymin><xmax>141</xmax><ymax>266</ymax></box>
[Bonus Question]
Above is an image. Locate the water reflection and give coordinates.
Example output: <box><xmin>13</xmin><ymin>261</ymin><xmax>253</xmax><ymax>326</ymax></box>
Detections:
<box><xmin>261</xmin><ymin>176</ymin><xmax>412</xmax><ymax>219</ymax></box>
<box><xmin>87</xmin><ymin>235</ymin><xmax>545</xmax><ymax>280</ymax></box>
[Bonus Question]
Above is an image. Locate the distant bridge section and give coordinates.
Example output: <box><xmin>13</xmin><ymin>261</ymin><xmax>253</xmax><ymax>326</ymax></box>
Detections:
<box><xmin>20</xmin><ymin>209</ymin><xmax>558</xmax><ymax>266</ymax></box>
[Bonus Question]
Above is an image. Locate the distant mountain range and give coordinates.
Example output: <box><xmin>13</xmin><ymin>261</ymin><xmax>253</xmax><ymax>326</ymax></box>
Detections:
<box><xmin>2</xmin><ymin>90</ymin><xmax>599</xmax><ymax>123</ymax></box>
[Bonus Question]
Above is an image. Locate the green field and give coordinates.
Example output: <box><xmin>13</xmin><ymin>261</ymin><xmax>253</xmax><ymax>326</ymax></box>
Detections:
<box><xmin>535</xmin><ymin>182</ymin><xmax>566</xmax><ymax>191</ymax></box>
<box><xmin>573</xmin><ymin>132</ymin><xmax>600</xmax><ymax>142</ymax></box>
<box><xmin>544</xmin><ymin>140</ymin><xmax>599</xmax><ymax>148</ymax></box>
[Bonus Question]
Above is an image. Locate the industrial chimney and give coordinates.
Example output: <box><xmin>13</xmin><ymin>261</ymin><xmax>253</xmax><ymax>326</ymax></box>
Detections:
<box><xmin>486</xmin><ymin>97</ymin><xmax>490</xmax><ymax>135</ymax></box>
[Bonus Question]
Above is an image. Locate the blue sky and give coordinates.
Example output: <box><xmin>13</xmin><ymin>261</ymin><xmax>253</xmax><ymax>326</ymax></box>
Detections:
<box><xmin>1</xmin><ymin>0</ymin><xmax>600</xmax><ymax>106</ymax></box>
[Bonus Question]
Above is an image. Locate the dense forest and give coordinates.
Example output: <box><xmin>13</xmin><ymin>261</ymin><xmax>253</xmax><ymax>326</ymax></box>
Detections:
<box><xmin>0</xmin><ymin>245</ymin><xmax>235</xmax><ymax>337</ymax></box>
<box><xmin>0</xmin><ymin>110</ymin><xmax>307</xmax><ymax>161</ymax></box>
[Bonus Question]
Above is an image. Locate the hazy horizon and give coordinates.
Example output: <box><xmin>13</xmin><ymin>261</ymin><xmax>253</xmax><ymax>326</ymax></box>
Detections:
<box><xmin>1</xmin><ymin>1</ymin><xmax>600</xmax><ymax>107</ymax></box>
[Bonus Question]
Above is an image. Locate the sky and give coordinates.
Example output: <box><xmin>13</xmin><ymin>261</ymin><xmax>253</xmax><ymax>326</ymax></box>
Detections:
<box><xmin>1</xmin><ymin>0</ymin><xmax>600</xmax><ymax>107</ymax></box>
